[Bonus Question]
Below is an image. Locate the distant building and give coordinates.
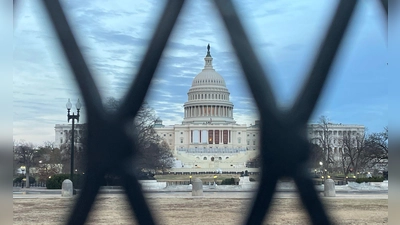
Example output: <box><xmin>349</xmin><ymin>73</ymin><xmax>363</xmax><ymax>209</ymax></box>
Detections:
<box><xmin>308</xmin><ymin>123</ymin><xmax>365</xmax><ymax>161</ymax></box>
<box><xmin>54</xmin><ymin>123</ymin><xmax>86</xmax><ymax>148</ymax></box>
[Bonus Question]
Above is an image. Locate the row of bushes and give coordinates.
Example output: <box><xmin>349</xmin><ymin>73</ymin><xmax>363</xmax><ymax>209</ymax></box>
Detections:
<box><xmin>46</xmin><ymin>174</ymin><xmax>86</xmax><ymax>189</ymax></box>
<box><xmin>355</xmin><ymin>177</ymin><xmax>385</xmax><ymax>183</ymax></box>
<box><xmin>46</xmin><ymin>174</ymin><xmax>125</xmax><ymax>189</ymax></box>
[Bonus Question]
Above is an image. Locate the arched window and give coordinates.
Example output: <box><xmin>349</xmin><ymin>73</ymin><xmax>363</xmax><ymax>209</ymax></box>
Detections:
<box><xmin>203</xmin><ymin>157</ymin><xmax>207</xmax><ymax>160</ymax></box>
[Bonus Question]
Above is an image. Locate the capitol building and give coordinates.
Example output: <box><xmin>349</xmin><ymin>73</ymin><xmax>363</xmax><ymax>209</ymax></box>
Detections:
<box><xmin>154</xmin><ymin>45</ymin><xmax>260</xmax><ymax>172</ymax></box>
<box><xmin>55</xmin><ymin>45</ymin><xmax>365</xmax><ymax>173</ymax></box>
<box><xmin>153</xmin><ymin>45</ymin><xmax>365</xmax><ymax>172</ymax></box>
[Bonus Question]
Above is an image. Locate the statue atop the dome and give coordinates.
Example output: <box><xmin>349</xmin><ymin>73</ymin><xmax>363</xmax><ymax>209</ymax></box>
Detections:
<box><xmin>206</xmin><ymin>44</ymin><xmax>211</xmax><ymax>57</ymax></box>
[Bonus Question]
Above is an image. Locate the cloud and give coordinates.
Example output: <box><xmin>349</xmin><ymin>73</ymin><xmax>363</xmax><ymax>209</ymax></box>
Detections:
<box><xmin>13</xmin><ymin>0</ymin><xmax>387</xmax><ymax>145</ymax></box>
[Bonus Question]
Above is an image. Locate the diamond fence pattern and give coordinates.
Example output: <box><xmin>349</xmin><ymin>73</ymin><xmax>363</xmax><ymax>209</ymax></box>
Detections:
<box><xmin>16</xmin><ymin>0</ymin><xmax>387</xmax><ymax>224</ymax></box>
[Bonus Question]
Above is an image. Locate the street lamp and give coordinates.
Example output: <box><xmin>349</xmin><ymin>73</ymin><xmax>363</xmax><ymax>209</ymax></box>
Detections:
<box><xmin>66</xmin><ymin>98</ymin><xmax>81</xmax><ymax>189</ymax></box>
<box><xmin>213</xmin><ymin>175</ymin><xmax>217</xmax><ymax>185</ymax></box>
<box><xmin>189</xmin><ymin>175</ymin><xmax>192</xmax><ymax>184</ymax></box>
<box><xmin>20</xmin><ymin>166</ymin><xmax>26</xmax><ymax>175</ymax></box>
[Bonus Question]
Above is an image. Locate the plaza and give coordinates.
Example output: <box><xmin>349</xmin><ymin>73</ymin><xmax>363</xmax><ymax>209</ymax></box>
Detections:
<box><xmin>13</xmin><ymin>190</ymin><xmax>388</xmax><ymax>224</ymax></box>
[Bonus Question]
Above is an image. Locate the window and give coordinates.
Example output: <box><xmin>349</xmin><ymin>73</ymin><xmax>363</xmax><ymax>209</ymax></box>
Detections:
<box><xmin>253</xmin><ymin>134</ymin><xmax>255</xmax><ymax>137</ymax></box>
<box><xmin>238</xmin><ymin>138</ymin><xmax>241</xmax><ymax>144</ymax></box>
<box><xmin>253</xmin><ymin>140</ymin><xmax>256</xmax><ymax>145</ymax></box>
<box><xmin>180</xmin><ymin>132</ymin><xmax>183</xmax><ymax>134</ymax></box>
<box><xmin>247</xmin><ymin>140</ymin><xmax>250</xmax><ymax>145</ymax></box>
<box><xmin>60</xmin><ymin>138</ymin><xmax>63</xmax><ymax>144</ymax></box>
<box><xmin>180</xmin><ymin>139</ymin><xmax>183</xmax><ymax>144</ymax></box>
<box><xmin>169</xmin><ymin>134</ymin><xmax>172</xmax><ymax>137</ymax></box>
<box><xmin>203</xmin><ymin>157</ymin><xmax>207</xmax><ymax>160</ymax></box>
<box><xmin>238</xmin><ymin>132</ymin><xmax>241</xmax><ymax>135</ymax></box>
<box><xmin>163</xmin><ymin>134</ymin><xmax>166</xmax><ymax>136</ymax></box>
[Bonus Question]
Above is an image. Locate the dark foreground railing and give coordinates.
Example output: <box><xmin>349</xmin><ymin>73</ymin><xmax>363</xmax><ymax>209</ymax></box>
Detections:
<box><xmin>15</xmin><ymin>0</ymin><xmax>387</xmax><ymax>224</ymax></box>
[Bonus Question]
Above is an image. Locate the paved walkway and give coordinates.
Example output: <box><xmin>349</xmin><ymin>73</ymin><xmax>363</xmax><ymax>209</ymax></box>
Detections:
<box><xmin>13</xmin><ymin>188</ymin><xmax>388</xmax><ymax>200</ymax></box>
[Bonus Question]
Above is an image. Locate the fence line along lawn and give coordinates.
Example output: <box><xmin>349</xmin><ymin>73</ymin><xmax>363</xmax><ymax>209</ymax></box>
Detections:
<box><xmin>154</xmin><ymin>174</ymin><xmax>258</xmax><ymax>182</ymax></box>
<box><xmin>14</xmin><ymin>195</ymin><xmax>388</xmax><ymax>224</ymax></box>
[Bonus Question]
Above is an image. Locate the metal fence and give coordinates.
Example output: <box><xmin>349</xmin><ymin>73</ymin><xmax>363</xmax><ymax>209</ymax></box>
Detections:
<box><xmin>15</xmin><ymin>0</ymin><xmax>387</xmax><ymax>224</ymax></box>
<box><xmin>13</xmin><ymin>182</ymin><xmax>47</xmax><ymax>188</ymax></box>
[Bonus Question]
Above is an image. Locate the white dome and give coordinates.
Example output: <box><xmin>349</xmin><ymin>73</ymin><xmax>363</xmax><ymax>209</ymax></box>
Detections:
<box><xmin>192</xmin><ymin>69</ymin><xmax>226</xmax><ymax>87</ymax></box>
<box><xmin>183</xmin><ymin>44</ymin><xmax>235</xmax><ymax>125</ymax></box>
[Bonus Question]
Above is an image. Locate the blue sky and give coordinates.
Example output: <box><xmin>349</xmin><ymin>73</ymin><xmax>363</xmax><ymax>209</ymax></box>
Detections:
<box><xmin>13</xmin><ymin>0</ymin><xmax>387</xmax><ymax>145</ymax></box>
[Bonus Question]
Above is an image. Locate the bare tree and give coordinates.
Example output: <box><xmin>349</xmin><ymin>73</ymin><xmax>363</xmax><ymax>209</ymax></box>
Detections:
<box><xmin>13</xmin><ymin>141</ymin><xmax>41</xmax><ymax>188</ymax></box>
<box><xmin>308</xmin><ymin>143</ymin><xmax>324</xmax><ymax>169</ymax></box>
<box><xmin>36</xmin><ymin>142</ymin><xmax>63</xmax><ymax>182</ymax></box>
<box><xmin>59</xmin><ymin>126</ymin><xmax>87</xmax><ymax>174</ymax></box>
<box><xmin>312</xmin><ymin>116</ymin><xmax>335</xmax><ymax>173</ymax></box>
<box><xmin>340</xmin><ymin>132</ymin><xmax>367</xmax><ymax>179</ymax></box>
<box><xmin>363</xmin><ymin>127</ymin><xmax>388</xmax><ymax>171</ymax></box>
<box><xmin>105</xmin><ymin>97</ymin><xmax>174</xmax><ymax>174</ymax></box>
<box><xmin>136</xmin><ymin>140</ymin><xmax>174</xmax><ymax>173</ymax></box>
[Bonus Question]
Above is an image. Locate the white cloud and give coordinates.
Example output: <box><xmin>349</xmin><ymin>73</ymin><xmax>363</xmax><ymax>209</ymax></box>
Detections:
<box><xmin>13</xmin><ymin>0</ymin><xmax>387</xmax><ymax>145</ymax></box>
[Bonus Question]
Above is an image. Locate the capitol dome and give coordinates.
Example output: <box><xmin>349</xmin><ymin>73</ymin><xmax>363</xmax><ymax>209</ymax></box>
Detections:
<box><xmin>191</xmin><ymin>47</ymin><xmax>226</xmax><ymax>87</ymax></box>
<box><xmin>183</xmin><ymin>44</ymin><xmax>235</xmax><ymax>125</ymax></box>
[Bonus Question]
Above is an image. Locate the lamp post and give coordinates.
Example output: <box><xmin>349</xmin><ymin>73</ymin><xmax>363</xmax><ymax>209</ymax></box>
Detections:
<box><xmin>319</xmin><ymin>161</ymin><xmax>324</xmax><ymax>182</ymax></box>
<box><xmin>189</xmin><ymin>175</ymin><xmax>192</xmax><ymax>184</ymax></box>
<box><xmin>66</xmin><ymin>98</ymin><xmax>81</xmax><ymax>190</ymax></box>
<box><xmin>213</xmin><ymin>175</ymin><xmax>217</xmax><ymax>185</ymax></box>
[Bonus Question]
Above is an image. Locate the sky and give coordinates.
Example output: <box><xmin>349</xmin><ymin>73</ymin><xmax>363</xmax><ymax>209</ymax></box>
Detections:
<box><xmin>13</xmin><ymin>0</ymin><xmax>388</xmax><ymax>146</ymax></box>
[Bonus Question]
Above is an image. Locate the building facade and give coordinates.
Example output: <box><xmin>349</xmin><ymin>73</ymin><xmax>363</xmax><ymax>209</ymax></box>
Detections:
<box><xmin>153</xmin><ymin>45</ymin><xmax>365</xmax><ymax>172</ymax></box>
<box><xmin>54</xmin><ymin>123</ymin><xmax>86</xmax><ymax>149</ymax></box>
<box><xmin>54</xmin><ymin>45</ymin><xmax>365</xmax><ymax>172</ymax></box>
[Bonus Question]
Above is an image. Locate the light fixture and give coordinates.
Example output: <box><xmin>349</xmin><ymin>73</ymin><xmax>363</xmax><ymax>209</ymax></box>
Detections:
<box><xmin>66</xmin><ymin>98</ymin><xmax>72</xmax><ymax>110</ymax></box>
<box><xmin>76</xmin><ymin>99</ymin><xmax>82</xmax><ymax>110</ymax></box>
